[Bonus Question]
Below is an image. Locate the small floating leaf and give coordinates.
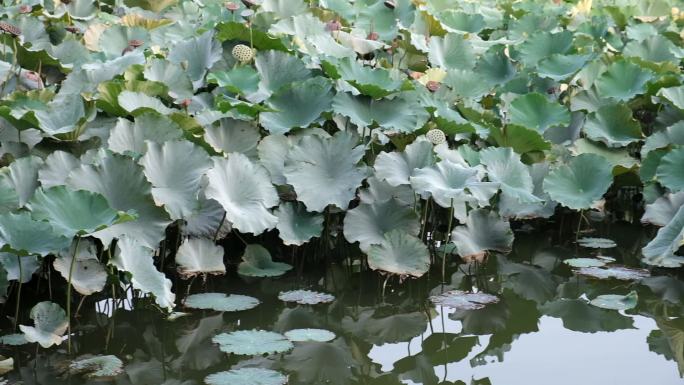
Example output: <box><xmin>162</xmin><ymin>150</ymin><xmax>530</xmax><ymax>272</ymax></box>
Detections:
<box><xmin>590</xmin><ymin>291</ymin><xmax>638</xmax><ymax>311</ymax></box>
<box><xmin>285</xmin><ymin>328</ymin><xmax>336</xmax><ymax>342</ymax></box>
<box><xmin>278</xmin><ymin>290</ymin><xmax>335</xmax><ymax>305</ymax></box>
<box><xmin>563</xmin><ymin>258</ymin><xmax>607</xmax><ymax>268</ymax></box>
<box><xmin>184</xmin><ymin>293</ymin><xmax>260</xmax><ymax>312</ymax></box>
<box><xmin>576</xmin><ymin>266</ymin><xmax>650</xmax><ymax>281</ymax></box>
<box><xmin>212</xmin><ymin>330</ymin><xmax>293</xmax><ymax>355</ymax></box>
<box><xmin>205</xmin><ymin>368</ymin><xmax>288</xmax><ymax>385</ymax></box>
<box><xmin>69</xmin><ymin>355</ymin><xmax>124</xmax><ymax>378</ymax></box>
<box><xmin>237</xmin><ymin>245</ymin><xmax>292</xmax><ymax>278</ymax></box>
<box><xmin>429</xmin><ymin>290</ymin><xmax>499</xmax><ymax>311</ymax></box>
<box><xmin>577</xmin><ymin>237</ymin><xmax>617</xmax><ymax>249</ymax></box>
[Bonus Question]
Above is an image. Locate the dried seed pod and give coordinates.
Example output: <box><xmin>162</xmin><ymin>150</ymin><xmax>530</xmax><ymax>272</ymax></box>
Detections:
<box><xmin>0</xmin><ymin>22</ymin><xmax>21</xmax><ymax>37</ymax></box>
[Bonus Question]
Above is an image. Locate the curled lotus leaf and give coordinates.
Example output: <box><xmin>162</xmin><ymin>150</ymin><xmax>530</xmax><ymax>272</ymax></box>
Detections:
<box><xmin>589</xmin><ymin>291</ymin><xmax>638</xmax><ymax>311</ymax></box>
<box><xmin>410</xmin><ymin>160</ymin><xmax>479</xmax><ymax>208</ymax></box>
<box><xmin>212</xmin><ymin>330</ymin><xmax>293</xmax><ymax>355</ymax></box>
<box><xmin>237</xmin><ymin>244</ymin><xmax>292</xmax><ymax>277</ymax></box>
<box><xmin>205</xmin><ymin>368</ymin><xmax>288</xmax><ymax>385</ymax></box>
<box><xmin>430</xmin><ymin>290</ymin><xmax>499</xmax><ymax>311</ymax></box>
<box><xmin>175</xmin><ymin>238</ymin><xmax>226</xmax><ymax>278</ymax></box>
<box><xmin>278</xmin><ymin>289</ymin><xmax>335</xmax><ymax>305</ymax></box>
<box><xmin>343</xmin><ymin>199</ymin><xmax>420</xmax><ymax>252</ymax></box>
<box><xmin>577</xmin><ymin>237</ymin><xmax>617</xmax><ymax>249</ymax></box>
<box><xmin>374</xmin><ymin>138</ymin><xmax>435</xmax><ymax>187</ymax></box>
<box><xmin>184</xmin><ymin>293</ymin><xmax>259</xmax><ymax>312</ymax></box>
<box><xmin>19</xmin><ymin>301</ymin><xmax>68</xmax><ymax>348</ymax></box>
<box><xmin>284</xmin><ymin>328</ymin><xmax>336</xmax><ymax>342</ymax></box>
<box><xmin>69</xmin><ymin>355</ymin><xmax>124</xmax><ymax>378</ymax></box>
<box><xmin>575</xmin><ymin>266</ymin><xmax>651</xmax><ymax>281</ymax></box>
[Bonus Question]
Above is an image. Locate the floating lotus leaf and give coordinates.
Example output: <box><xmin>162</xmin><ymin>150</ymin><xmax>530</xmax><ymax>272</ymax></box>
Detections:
<box><xmin>112</xmin><ymin>236</ymin><xmax>175</xmax><ymax>310</ymax></box>
<box><xmin>374</xmin><ymin>139</ymin><xmax>435</xmax><ymax>187</ymax></box>
<box><xmin>577</xmin><ymin>237</ymin><xmax>617</xmax><ymax>249</ymax></box>
<box><xmin>590</xmin><ymin>291</ymin><xmax>638</xmax><ymax>311</ymax></box>
<box><xmin>343</xmin><ymin>199</ymin><xmax>419</xmax><ymax>252</ymax></box>
<box><xmin>212</xmin><ymin>330</ymin><xmax>293</xmax><ymax>355</ymax></box>
<box><xmin>642</xmin><ymin>192</ymin><xmax>684</xmax><ymax>227</ymax></box>
<box><xmin>594</xmin><ymin>59</ymin><xmax>654</xmax><ymax>101</ymax></box>
<box><xmin>563</xmin><ymin>258</ymin><xmax>608</xmax><ymax>268</ymax></box>
<box><xmin>19</xmin><ymin>301</ymin><xmax>68</xmax><ymax>348</ymax></box>
<box><xmin>108</xmin><ymin>113</ymin><xmax>183</xmax><ymax>157</ymax></box>
<box><xmin>541</xmin><ymin>299</ymin><xmax>633</xmax><ymax>333</ymax></box>
<box><xmin>278</xmin><ymin>290</ymin><xmax>335</xmax><ymax>305</ymax></box>
<box><xmin>69</xmin><ymin>355</ymin><xmax>124</xmax><ymax>378</ymax></box>
<box><xmin>507</xmin><ymin>93</ymin><xmax>570</xmax><ymax>133</ymax></box>
<box><xmin>260</xmin><ymin>77</ymin><xmax>334</xmax><ymax>134</ymax></box>
<box><xmin>656</xmin><ymin>148</ymin><xmax>684</xmax><ymax>193</ymax></box>
<box><xmin>642</xmin><ymin>205</ymin><xmax>684</xmax><ymax>267</ymax></box>
<box><xmin>480</xmin><ymin>147</ymin><xmax>540</xmax><ymax>204</ymax></box>
<box><xmin>576</xmin><ymin>266</ymin><xmax>650</xmax><ymax>281</ymax></box>
<box><xmin>543</xmin><ymin>154</ymin><xmax>613</xmax><ymax>210</ymax></box>
<box><xmin>285</xmin><ymin>328</ymin><xmax>336</xmax><ymax>342</ymax></box>
<box><xmin>168</xmin><ymin>31</ymin><xmax>222</xmax><ymax>89</ymax></box>
<box><xmin>238</xmin><ymin>244</ymin><xmax>292</xmax><ymax>277</ymax></box>
<box><xmin>175</xmin><ymin>238</ymin><xmax>225</xmax><ymax>277</ymax></box>
<box><xmin>274</xmin><ymin>202</ymin><xmax>324</xmax><ymax>246</ymax></box>
<box><xmin>284</xmin><ymin>131</ymin><xmax>366</xmax><ymax>212</ymax></box>
<box><xmin>659</xmin><ymin>85</ymin><xmax>684</xmax><ymax>110</ymax></box>
<box><xmin>184</xmin><ymin>293</ymin><xmax>259</xmax><ymax>312</ymax></box>
<box><xmin>410</xmin><ymin>160</ymin><xmax>479</xmax><ymax>208</ymax></box>
<box><xmin>53</xmin><ymin>239</ymin><xmax>107</xmax><ymax>296</ymax></box>
<box><xmin>205</xmin><ymin>153</ymin><xmax>279</xmax><ymax>235</ymax></box>
<box><xmin>139</xmin><ymin>140</ymin><xmax>212</xmax><ymax>220</ymax></box>
<box><xmin>366</xmin><ymin>230</ymin><xmax>430</xmax><ymax>277</ymax></box>
<box><xmin>38</xmin><ymin>151</ymin><xmax>79</xmax><ymax>189</ymax></box>
<box><xmin>204</xmin><ymin>118</ymin><xmax>260</xmax><ymax>158</ymax></box>
<box><xmin>0</xmin><ymin>212</ymin><xmax>70</xmax><ymax>256</ymax></box>
<box><xmin>27</xmin><ymin>186</ymin><xmax>120</xmax><ymax>238</ymax></box>
<box><xmin>332</xmin><ymin>92</ymin><xmax>430</xmax><ymax>133</ymax></box>
<box><xmin>430</xmin><ymin>290</ymin><xmax>499</xmax><ymax>311</ymax></box>
<box><xmin>0</xmin><ymin>333</ymin><xmax>28</xmax><ymax>346</ymax></box>
<box><xmin>205</xmin><ymin>368</ymin><xmax>288</xmax><ymax>385</ymax></box>
<box><xmin>583</xmin><ymin>104</ymin><xmax>642</xmax><ymax>147</ymax></box>
<box><xmin>451</xmin><ymin>209</ymin><xmax>514</xmax><ymax>259</ymax></box>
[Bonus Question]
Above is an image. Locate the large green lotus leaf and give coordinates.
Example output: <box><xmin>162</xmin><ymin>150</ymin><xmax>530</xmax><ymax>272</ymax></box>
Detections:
<box><xmin>205</xmin><ymin>153</ymin><xmax>279</xmax><ymax>234</ymax></box>
<box><xmin>540</xmin><ymin>299</ymin><xmax>633</xmax><ymax>333</ymax></box>
<box><xmin>589</xmin><ymin>291</ymin><xmax>638</xmax><ymax>311</ymax></box>
<box><xmin>642</xmin><ymin>204</ymin><xmax>684</xmax><ymax>267</ymax></box>
<box><xmin>537</xmin><ymin>54</ymin><xmax>591</xmax><ymax>81</ymax></box>
<box><xmin>507</xmin><ymin>93</ymin><xmax>570</xmax><ymax>133</ymax></box>
<box><xmin>374</xmin><ymin>138</ymin><xmax>435</xmax><ymax>186</ymax></box>
<box><xmin>583</xmin><ymin>104</ymin><xmax>642</xmax><ymax>147</ymax></box>
<box><xmin>108</xmin><ymin>113</ymin><xmax>183</xmax><ymax>157</ymax></box>
<box><xmin>489</xmin><ymin>124</ymin><xmax>551</xmax><ymax>155</ymax></box>
<box><xmin>175</xmin><ymin>238</ymin><xmax>225</xmax><ymax>277</ymax></box>
<box><xmin>237</xmin><ymin>244</ymin><xmax>292</xmax><ymax>277</ymax></box>
<box><xmin>499</xmin><ymin>162</ymin><xmax>557</xmax><ymax>219</ymax></box>
<box><xmin>0</xmin><ymin>171</ymin><xmax>18</xmax><ymax>214</ymax></box>
<box><xmin>475</xmin><ymin>47</ymin><xmax>516</xmax><ymax>86</ymax></box>
<box><xmin>208</xmin><ymin>66</ymin><xmax>260</xmax><ymax>96</ymax></box>
<box><xmin>283</xmin><ymin>339</ymin><xmax>357</xmax><ymax>385</ymax></box>
<box><xmin>358</xmin><ymin>176</ymin><xmax>415</xmax><ymax>207</ymax></box>
<box><xmin>642</xmin><ymin>192</ymin><xmax>684</xmax><ymax>227</ymax></box>
<box><xmin>182</xmin><ymin>196</ymin><xmax>230</xmax><ymax>239</ymax></box>
<box><xmin>274</xmin><ymin>202</ymin><xmax>323</xmax><ymax>246</ymax></box>
<box><xmin>410</xmin><ymin>160</ymin><xmax>479</xmax><ymax>208</ymax></box>
<box><xmin>69</xmin><ymin>355</ymin><xmax>124</xmax><ymax>378</ymax></box>
<box><xmin>656</xmin><ymin>148</ymin><xmax>684</xmax><ymax>192</ymax></box>
<box><xmin>118</xmin><ymin>91</ymin><xmax>174</xmax><ymax>115</ymax></box>
<box><xmin>139</xmin><ymin>140</ymin><xmax>212</xmax><ymax>220</ymax></box>
<box><xmin>269</xmin><ymin>14</ymin><xmax>353</xmax><ymax>58</ymax></box>
<box><xmin>205</xmin><ymin>368</ymin><xmax>288</xmax><ymax>385</ymax></box>
<box><xmin>38</xmin><ymin>151</ymin><xmax>79</xmax><ymax>189</ymax></box>
<box><xmin>571</xmin><ymin>138</ymin><xmax>638</xmax><ymax>174</ymax></box>
<box><xmin>112</xmin><ymin>236</ymin><xmax>175</xmax><ymax>310</ymax></box>
<box><xmin>284</xmin><ymin>132</ymin><xmax>366</xmax><ymax>212</ymax></box>
<box><xmin>285</xmin><ymin>328</ymin><xmax>335</xmax><ymax>342</ymax></box>
<box><xmin>429</xmin><ymin>33</ymin><xmax>475</xmax><ymax>70</ymax></box>
<box><xmin>0</xmin><ymin>212</ymin><xmax>70</xmax><ymax>256</ymax></box>
<box><xmin>168</xmin><ymin>31</ymin><xmax>222</xmax><ymax>89</ymax></box>
<box><xmin>143</xmin><ymin>59</ymin><xmax>194</xmax><ymax>100</ymax></box>
<box><xmin>594</xmin><ymin>59</ymin><xmax>654</xmax><ymax>101</ymax></box>
<box><xmin>624</xmin><ymin>35</ymin><xmax>680</xmax><ymax>64</ymax></box>
<box><xmin>451</xmin><ymin>209</ymin><xmax>513</xmax><ymax>259</ymax></box>
<box><xmin>543</xmin><ymin>154</ymin><xmax>613</xmax><ymax>210</ymax></box>
<box><xmin>325</xmin><ymin>58</ymin><xmax>403</xmax><ymax>99</ymax></box>
<box><xmin>643</xmin><ymin>121</ymin><xmax>684</xmax><ymax>156</ymax></box>
<box><xmin>438</xmin><ymin>10</ymin><xmax>485</xmax><ymax>33</ymax></box>
<box><xmin>19</xmin><ymin>301</ymin><xmax>68</xmax><ymax>348</ymax></box>
<box><xmin>212</xmin><ymin>330</ymin><xmax>293</xmax><ymax>355</ymax></box>
<box><xmin>366</xmin><ymin>230</ymin><xmax>430</xmax><ymax>278</ymax></box>
<box><xmin>260</xmin><ymin>77</ymin><xmax>334</xmax><ymax>134</ymax></box>
<box><xmin>262</xmin><ymin>0</ymin><xmax>308</xmax><ymax>18</ymax></box>
<box><xmin>53</xmin><ymin>239</ymin><xmax>107</xmax><ymax>296</ymax></box>
<box><xmin>257</xmin><ymin>134</ymin><xmax>291</xmax><ymax>185</ymax></box>
<box><xmin>515</xmin><ymin>30</ymin><xmax>573</xmax><ymax>66</ymax></box>
<box><xmin>28</xmin><ymin>186</ymin><xmax>120</xmax><ymax>238</ymax></box>
<box><xmin>659</xmin><ymin>85</ymin><xmax>684</xmax><ymax>111</ymax></box>
<box><xmin>205</xmin><ymin>118</ymin><xmax>260</xmax><ymax>158</ymax></box>
<box><xmin>430</xmin><ymin>290</ymin><xmax>499</xmax><ymax>311</ymax></box>
<box><xmin>443</xmin><ymin>69</ymin><xmax>492</xmax><ymax>99</ymax></box>
<box><xmin>34</xmin><ymin>94</ymin><xmax>86</xmax><ymax>135</ymax></box>
<box><xmin>480</xmin><ymin>147</ymin><xmax>540</xmax><ymax>204</ymax></box>
<box><xmin>67</xmin><ymin>151</ymin><xmax>172</xmax><ymax>248</ymax></box>
<box><xmin>332</xmin><ymin>92</ymin><xmax>430</xmax><ymax>133</ymax></box>
<box><xmin>97</xmin><ymin>25</ymin><xmax>149</xmax><ymax>59</ymax></box>
<box><xmin>184</xmin><ymin>293</ymin><xmax>259</xmax><ymax>312</ymax></box>
<box><xmin>254</xmin><ymin>50</ymin><xmax>311</xmax><ymax>99</ymax></box>
<box><xmin>3</xmin><ymin>155</ymin><xmax>42</xmax><ymax>207</ymax></box>
<box><xmin>60</xmin><ymin>52</ymin><xmax>146</xmax><ymax>94</ymax></box>
<box><xmin>343</xmin><ymin>199</ymin><xmax>419</xmax><ymax>252</ymax></box>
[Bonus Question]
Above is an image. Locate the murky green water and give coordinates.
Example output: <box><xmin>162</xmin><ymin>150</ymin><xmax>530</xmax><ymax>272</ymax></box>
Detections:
<box><xmin>2</xmin><ymin>224</ymin><xmax>683</xmax><ymax>385</ymax></box>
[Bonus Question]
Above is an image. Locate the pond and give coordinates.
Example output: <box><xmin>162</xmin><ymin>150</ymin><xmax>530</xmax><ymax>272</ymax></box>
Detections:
<box><xmin>1</xmin><ymin>222</ymin><xmax>682</xmax><ymax>385</ymax></box>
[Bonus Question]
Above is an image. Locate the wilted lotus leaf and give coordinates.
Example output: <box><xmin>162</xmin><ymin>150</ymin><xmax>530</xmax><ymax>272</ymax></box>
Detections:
<box><xmin>576</xmin><ymin>266</ymin><xmax>650</xmax><ymax>281</ymax></box>
<box><xmin>278</xmin><ymin>290</ymin><xmax>335</xmax><ymax>305</ymax></box>
<box><xmin>563</xmin><ymin>258</ymin><xmax>607</xmax><ymax>268</ymax></box>
<box><xmin>274</xmin><ymin>202</ymin><xmax>323</xmax><ymax>246</ymax></box>
<box><xmin>184</xmin><ymin>293</ymin><xmax>259</xmax><ymax>312</ymax></box>
<box><xmin>175</xmin><ymin>238</ymin><xmax>225</xmax><ymax>277</ymax></box>
<box><xmin>212</xmin><ymin>330</ymin><xmax>293</xmax><ymax>355</ymax></box>
<box><xmin>366</xmin><ymin>230</ymin><xmax>430</xmax><ymax>278</ymax></box>
<box><xmin>543</xmin><ymin>154</ymin><xmax>613</xmax><ymax>210</ymax></box>
<box><xmin>285</xmin><ymin>328</ymin><xmax>336</xmax><ymax>342</ymax></box>
<box><xmin>19</xmin><ymin>301</ymin><xmax>68</xmax><ymax>348</ymax></box>
<box><xmin>451</xmin><ymin>209</ymin><xmax>514</xmax><ymax>260</ymax></box>
<box><xmin>343</xmin><ymin>199</ymin><xmax>420</xmax><ymax>252</ymax></box>
<box><xmin>69</xmin><ymin>355</ymin><xmax>124</xmax><ymax>378</ymax></box>
<box><xmin>577</xmin><ymin>237</ymin><xmax>617</xmax><ymax>249</ymax></box>
<box><xmin>430</xmin><ymin>290</ymin><xmax>499</xmax><ymax>311</ymax></box>
<box><xmin>205</xmin><ymin>368</ymin><xmax>288</xmax><ymax>385</ymax></box>
<box><xmin>589</xmin><ymin>291</ymin><xmax>638</xmax><ymax>311</ymax></box>
<box><xmin>238</xmin><ymin>244</ymin><xmax>292</xmax><ymax>277</ymax></box>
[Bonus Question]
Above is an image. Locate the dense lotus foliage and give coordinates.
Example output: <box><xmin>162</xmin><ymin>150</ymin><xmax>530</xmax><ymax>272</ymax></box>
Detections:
<box><xmin>0</xmin><ymin>0</ymin><xmax>683</xmax><ymax>377</ymax></box>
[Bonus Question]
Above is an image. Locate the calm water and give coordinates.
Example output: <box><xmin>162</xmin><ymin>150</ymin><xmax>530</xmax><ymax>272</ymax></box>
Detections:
<box><xmin>2</xmin><ymin>223</ymin><xmax>683</xmax><ymax>385</ymax></box>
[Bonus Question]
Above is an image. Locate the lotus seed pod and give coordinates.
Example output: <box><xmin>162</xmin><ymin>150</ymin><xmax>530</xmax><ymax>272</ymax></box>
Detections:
<box><xmin>0</xmin><ymin>22</ymin><xmax>21</xmax><ymax>37</ymax></box>
<box><xmin>426</xmin><ymin>129</ymin><xmax>446</xmax><ymax>145</ymax></box>
<box><xmin>232</xmin><ymin>44</ymin><xmax>255</xmax><ymax>63</ymax></box>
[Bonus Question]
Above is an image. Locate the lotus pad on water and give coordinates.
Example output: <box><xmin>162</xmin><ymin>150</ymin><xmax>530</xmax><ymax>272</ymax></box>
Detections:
<box><xmin>576</xmin><ymin>266</ymin><xmax>650</xmax><ymax>281</ymax></box>
<box><xmin>237</xmin><ymin>245</ymin><xmax>292</xmax><ymax>277</ymax></box>
<box><xmin>184</xmin><ymin>293</ymin><xmax>260</xmax><ymax>312</ymax></box>
<box><xmin>69</xmin><ymin>355</ymin><xmax>124</xmax><ymax>378</ymax></box>
<box><xmin>589</xmin><ymin>291</ymin><xmax>638</xmax><ymax>311</ymax></box>
<box><xmin>278</xmin><ymin>290</ymin><xmax>335</xmax><ymax>305</ymax></box>
<box><xmin>577</xmin><ymin>237</ymin><xmax>617</xmax><ymax>249</ymax></box>
<box><xmin>430</xmin><ymin>290</ymin><xmax>499</xmax><ymax>311</ymax></box>
<box><xmin>212</xmin><ymin>330</ymin><xmax>293</xmax><ymax>355</ymax></box>
<box><xmin>205</xmin><ymin>368</ymin><xmax>288</xmax><ymax>385</ymax></box>
<box><xmin>285</xmin><ymin>328</ymin><xmax>336</xmax><ymax>342</ymax></box>
<box><xmin>563</xmin><ymin>258</ymin><xmax>608</xmax><ymax>268</ymax></box>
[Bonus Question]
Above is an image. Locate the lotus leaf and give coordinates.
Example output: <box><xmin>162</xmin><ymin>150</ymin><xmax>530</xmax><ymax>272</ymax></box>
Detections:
<box><xmin>642</xmin><ymin>205</ymin><xmax>684</xmax><ymax>267</ymax></box>
<box><xmin>366</xmin><ymin>230</ymin><xmax>430</xmax><ymax>277</ymax></box>
<box><xmin>278</xmin><ymin>290</ymin><xmax>335</xmax><ymax>305</ymax></box>
<box><xmin>541</xmin><ymin>299</ymin><xmax>634</xmax><ymax>333</ymax></box>
<box><xmin>410</xmin><ymin>160</ymin><xmax>479</xmax><ymax>208</ymax></box>
<box><xmin>332</xmin><ymin>92</ymin><xmax>430</xmax><ymax>133</ymax></box>
<box><xmin>0</xmin><ymin>253</ymin><xmax>39</xmax><ymax>283</ymax></box>
<box><xmin>38</xmin><ymin>151</ymin><xmax>79</xmax><ymax>189</ymax></box>
<box><xmin>594</xmin><ymin>59</ymin><xmax>654</xmax><ymax>101</ymax></box>
<box><xmin>343</xmin><ymin>199</ymin><xmax>419</xmax><ymax>252</ymax></box>
<box><xmin>168</xmin><ymin>31</ymin><xmax>222</xmax><ymax>89</ymax></box>
<box><xmin>543</xmin><ymin>154</ymin><xmax>613</xmax><ymax>210</ymax></box>
<box><xmin>274</xmin><ymin>202</ymin><xmax>324</xmax><ymax>246</ymax></box>
<box><xmin>238</xmin><ymin>244</ymin><xmax>292</xmax><ymax>277</ymax></box>
<box><xmin>507</xmin><ymin>93</ymin><xmax>571</xmax><ymax>133</ymax></box>
<box><xmin>326</xmin><ymin>57</ymin><xmax>403</xmax><ymax>98</ymax></box>
<box><xmin>175</xmin><ymin>238</ymin><xmax>226</xmax><ymax>277</ymax></box>
<box><xmin>19</xmin><ymin>301</ymin><xmax>68</xmax><ymax>348</ymax></box>
<box><xmin>0</xmin><ymin>212</ymin><xmax>70</xmax><ymax>256</ymax></box>
<box><xmin>254</xmin><ymin>50</ymin><xmax>311</xmax><ymax>98</ymax></box>
<box><xmin>480</xmin><ymin>147</ymin><xmax>540</xmax><ymax>204</ymax></box>
<box><xmin>583</xmin><ymin>104</ymin><xmax>642</xmax><ymax>147</ymax></box>
<box><xmin>282</xmin><ymin>340</ymin><xmax>357</xmax><ymax>385</ymax></box>
<box><xmin>285</xmin><ymin>328</ymin><xmax>336</xmax><ymax>342</ymax></box>
<box><xmin>374</xmin><ymin>138</ymin><xmax>435</xmax><ymax>187</ymax></box>
<box><xmin>212</xmin><ymin>330</ymin><xmax>293</xmax><ymax>355</ymax></box>
<box><xmin>0</xmin><ymin>333</ymin><xmax>28</xmax><ymax>346</ymax></box>
<box><xmin>451</xmin><ymin>209</ymin><xmax>514</xmax><ymax>259</ymax></box>
<box><xmin>205</xmin><ymin>368</ymin><xmax>288</xmax><ymax>385</ymax></box>
<box><xmin>184</xmin><ymin>293</ymin><xmax>259</xmax><ymax>312</ymax></box>
<box><xmin>576</xmin><ymin>266</ymin><xmax>651</xmax><ymax>281</ymax></box>
<box><xmin>53</xmin><ymin>239</ymin><xmax>107</xmax><ymax>296</ymax></box>
<box><xmin>659</xmin><ymin>85</ymin><xmax>684</xmax><ymax>110</ymax></box>
<box><xmin>204</xmin><ymin>118</ymin><xmax>260</xmax><ymax>158</ymax></box>
<box><xmin>642</xmin><ymin>192</ymin><xmax>684</xmax><ymax>226</ymax></box>
<box><xmin>563</xmin><ymin>258</ymin><xmax>607</xmax><ymax>268</ymax></box>
<box><xmin>260</xmin><ymin>77</ymin><xmax>334</xmax><ymax>134</ymax></box>
<box><xmin>656</xmin><ymin>148</ymin><xmax>684</xmax><ymax>193</ymax></box>
<box><xmin>577</xmin><ymin>237</ymin><xmax>617</xmax><ymax>249</ymax></box>
<box><xmin>108</xmin><ymin>113</ymin><xmax>183</xmax><ymax>157</ymax></box>
<box><xmin>590</xmin><ymin>291</ymin><xmax>638</xmax><ymax>311</ymax></box>
<box><xmin>3</xmin><ymin>155</ymin><xmax>42</xmax><ymax>208</ymax></box>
